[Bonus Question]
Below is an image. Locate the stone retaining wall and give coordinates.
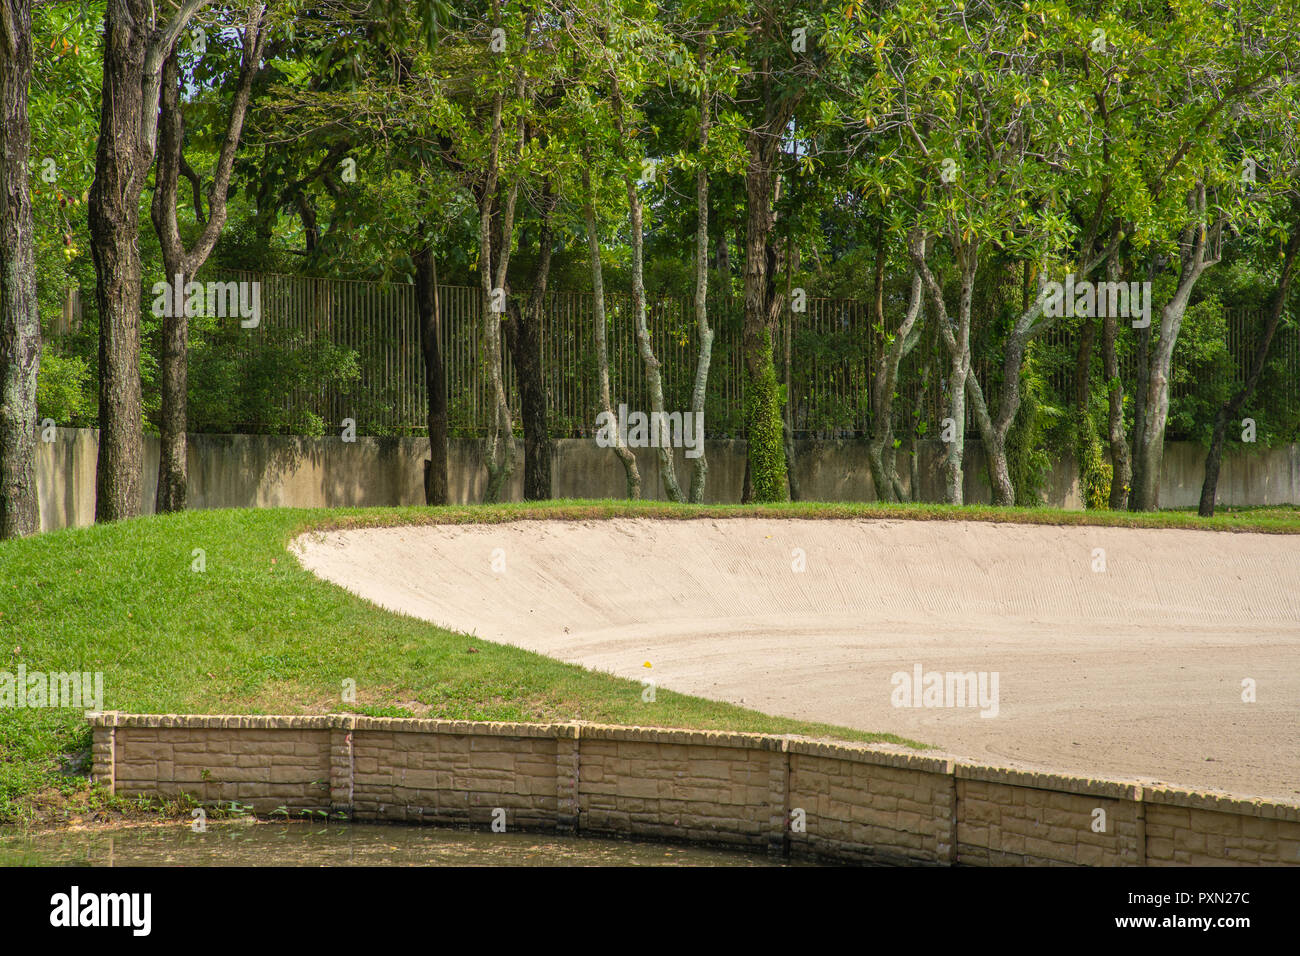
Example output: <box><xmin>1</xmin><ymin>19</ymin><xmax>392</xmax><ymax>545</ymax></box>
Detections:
<box><xmin>40</xmin><ymin>428</ymin><xmax>1300</xmax><ymax>531</ymax></box>
<box><xmin>88</xmin><ymin>713</ymin><xmax>1300</xmax><ymax>866</ymax></box>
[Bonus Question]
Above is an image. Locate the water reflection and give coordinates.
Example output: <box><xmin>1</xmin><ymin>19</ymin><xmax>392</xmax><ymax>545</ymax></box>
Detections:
<box><xmin>0</xmin><ymin>821</ymin><xmax>792</xmax><ymax>867</ymax></box>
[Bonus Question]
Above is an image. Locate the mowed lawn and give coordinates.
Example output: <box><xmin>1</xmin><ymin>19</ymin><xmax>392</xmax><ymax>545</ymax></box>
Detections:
<box><xmin>2</xmin><ymin>498</ymin><xmax>1297</xmax><ymax>823</ymax></box>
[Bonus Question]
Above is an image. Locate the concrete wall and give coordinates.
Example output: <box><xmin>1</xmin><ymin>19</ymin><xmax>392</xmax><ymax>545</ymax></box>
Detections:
<box><xmin>38</xmin><ymin>427</ymin><xmax>1300</xmax><ymax>531</ymax></box>
<box><xmin>90</xmin><ymin>713</ymin><xmax>1300</xmax><ymax>867</ymax></box>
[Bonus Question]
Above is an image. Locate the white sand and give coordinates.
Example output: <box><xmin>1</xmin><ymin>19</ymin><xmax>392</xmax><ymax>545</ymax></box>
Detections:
<box><xmin>292</xmin><ymin>517</ymin><xmax>1300</xmax><ymax>801</ymax></box>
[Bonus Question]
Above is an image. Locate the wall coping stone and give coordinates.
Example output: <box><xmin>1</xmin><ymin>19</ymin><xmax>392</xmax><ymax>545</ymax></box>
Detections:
<box><xmin>785</xmin><ymin>738</ymin><xmax>954</xmax><ymax>774</ymax></box>
<box><xmin>955</xmin><ymin>764</ymin><xmax>1140</xmax><ymax>800</ymax></box>
<box><xmin>1141</xmin><ymin>785</ymin><xmax>1300</xmax><ymax>822</ymax></box>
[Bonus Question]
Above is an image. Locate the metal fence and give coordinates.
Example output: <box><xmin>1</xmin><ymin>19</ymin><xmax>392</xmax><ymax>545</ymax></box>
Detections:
<box><xmin>190</xmin><ymin>271</ymin><xmax>1297</xmax><ymax>441</ymax></box>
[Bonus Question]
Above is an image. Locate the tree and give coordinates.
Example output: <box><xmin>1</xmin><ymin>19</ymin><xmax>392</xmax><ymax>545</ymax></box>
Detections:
<box><xmin>855</xmin><ymin>0</ymin><xmax>1090</xmax><ymax>504</ymax></box>
<box><xmin>866</xmin><ymin>230</ymin><xmax>924</xmax><ymax>502</ymax></box>
<box><xmin>502</xmin><ymin>179</ymin><xmax>557</xmax><ymax>501</ymax></box>
<box><xmin>0</xmin><ymin>0</ymin><xmax>40</xmax><ymax>538</ymax></box>
<box><xmin>413</xmin><ymin>230</ymin><xmax>449</xmax><ymax>504</ymax></box>
<box><xmin>88</xmin><ymin>0</ymin><xmax>213</xmax><ymax>521</ymax></box>
<box><xmin>1200</xmin><ymin>204</ymin><xmax>1300</xmax><ymax>516</ymax></box>
<box><xmin>601</xmin><ymin>11</ymin><xmax>687</xmax><ymax>501</ymax></box>
<box><xmin>736</xmin><ymin>6</ymin><xmax>804</xmax><ymax>502</ymax></box>
<box><xmin>1096</xmin><ymin>2</ymin><xmax>1294</xmax><ymax>511</ymax></box>
<box><xmin>241</xmin><ymin>0</ymin><xmax>458</xmax><ymax>501</ymax></box>
<box><xmin>150</xmin><ymin>3</ymin><xmax>267</xmax><ymax>513</ymax></box>
<box><xmin>687</xmin><ymin>38</ymin><xmax>718</xmax><ymax>503</ymax></box>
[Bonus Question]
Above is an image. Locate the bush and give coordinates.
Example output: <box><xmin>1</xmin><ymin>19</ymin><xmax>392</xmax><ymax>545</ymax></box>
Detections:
<box><xmin>35</xmin><ymin>346</ymin><xmax>91</xmax><ymax>425</ymax></box>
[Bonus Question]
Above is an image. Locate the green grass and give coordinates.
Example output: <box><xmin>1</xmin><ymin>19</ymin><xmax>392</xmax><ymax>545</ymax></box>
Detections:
<box><xmin>3</xmin><ymin>498</ymin><xmax>1298</xmax><ymax>825</ymax></box>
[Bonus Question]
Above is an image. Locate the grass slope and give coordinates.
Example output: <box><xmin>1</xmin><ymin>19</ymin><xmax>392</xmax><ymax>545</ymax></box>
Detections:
<box><xmin>3</xmin><ymin>499</ymin><xmax>1297</xmax><ymax>824</ymax></box>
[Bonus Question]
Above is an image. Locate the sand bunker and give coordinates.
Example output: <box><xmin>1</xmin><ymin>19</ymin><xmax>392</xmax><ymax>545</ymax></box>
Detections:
<box><xmin>292</xmin><ymin>517</ymin><xmax>1300</xmax><ymax>801</ymax></box>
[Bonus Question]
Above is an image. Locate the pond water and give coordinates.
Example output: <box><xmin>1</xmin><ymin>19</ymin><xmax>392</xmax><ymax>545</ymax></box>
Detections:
<box><xmin>0</xmin><ymin>821</ymin><xmax>791</xmax><ymax>867</ymax></box>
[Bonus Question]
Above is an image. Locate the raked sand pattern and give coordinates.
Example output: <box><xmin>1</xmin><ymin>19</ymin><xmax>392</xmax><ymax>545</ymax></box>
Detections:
<box><xmin>292</xmin><ymin>518</ymin><xmax>1300</xmax><ymax>801</ymax></box>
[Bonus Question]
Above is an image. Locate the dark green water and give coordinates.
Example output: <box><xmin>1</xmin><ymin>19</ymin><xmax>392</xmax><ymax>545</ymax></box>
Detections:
<box><xmin>0</xmin><ymin>821</ymin><xmax>789</xmax><ymax>866</ymax></box>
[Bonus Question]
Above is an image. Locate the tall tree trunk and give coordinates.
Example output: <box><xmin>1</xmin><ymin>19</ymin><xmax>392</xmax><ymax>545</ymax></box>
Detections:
<box><xmin>867</xmin><ymin>216</ymin><xmax>891</xmax><ymax>500</ymax></box>
<box><xmin>737</xmin><ymin>42</ymin><xmax>797</xmax><ymax>503</ymax></box>
<box><xmin>150</xmin><ymin>8</ymin><xmax>264</xmax><ymax>513</ymax></box>
<box><xmin>688</xmin><ymin>81</ymin><xmax>713</xmax><ymax>504</ymax></box>
<box><xmin>913</xmin><ymin>245</ymin><xmax>975</xmax><ymax>505</ymax></box>
<box><xmin>1128</xmin><ymin>253</ymin><xmax>1160</xmax><ymax>508</ymax></box>
<box><xmin>477</xmin><ymin>68</ymin><xmax>523</xmax><ymax>504</ymax></box>
<box><xmin>610</xmin><ymin>80</ymin><xmax>683</xmax><ymax>502</ymax></box>
<box><xmin>481</xmin><ymin>202</ymin><xmax>515</xmax><ymax>504</ymax></box>
<box><xmin>90</xmin><ymin>0</ymin><xmax>211</xmax><ymax>522</ymax></box>
<box><xmin>1132</xmin><ymin>201</ymin><xmax>1220</xmax><ymax>511</ymax></box>
<box><xmin>582</xmin><ymin>163</ymin><xmax>639</xmax><ymax>498</ymax></box>
<box><xmin>474</xmin><ymin>2</ymin><xmax>527</xmax><ymax>503</ymax></box>
<box><xmin>1101</xmin><ymin>246</ymin><xmax>1131</xmax><ymax>510</ymax></box>
<box><xmin>0</xmin><ymin>0</ymin><xmax>40</xmax><ymax>539</ymax></box>
<box><xmin>89</xmin><ymin>2</ymin><xmax>150</xmax><ymax>522</ymax></box>
<box><xmin>1129</xmin><ymin>266</ymin><xmax>1153</xmax><ymax>507</ymax></box>
<box><xmin>741</xmin><ymin>124</ymin><xmax>790</xmax><ymax>502</ymax></box>
<box><xmin>503</xmin><ymin>184</ymin><xmax>556</xmax><ymax>502</ymax></box>
<box><xmin>945</xmin><ymin>353</ymin><xmax>969</xmax><ymax>504</ymax></box>
<box><xmin>866</xmin><ymin>229</ymin><xmax>924</xmax><ymax>503</ymax></box>
<box><xmin>152</xmin><ymin>52</ymin><xmax>188</xmax><ymax>514</ymax></box>
<box><xmin>414</xmin><ymin>236</ymin><xmax>448</xmax><ymax>505</ymax></box>
<box><xmin>1199</xmin><ymin>221</ymin><xmax>1300</xmax><ymax>516</ymax></box>
<box><xmin>905</xmin><ymin>303</ymin><xmax>937</xmax><ymax>501</ymax></box>
<box><xmin>782</xmin><ymin>232</ymin><xmax>800</xmax><ymax>501</ymax></box>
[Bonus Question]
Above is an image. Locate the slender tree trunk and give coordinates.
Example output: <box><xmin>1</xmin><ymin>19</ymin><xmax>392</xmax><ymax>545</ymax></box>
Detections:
<box><xmin>582</xmin><ymin>164</ymin><xmax>639</xmax><ymax>498</ymax></box>
<box><xmin>151</xmin><ymin>10</ymin><xmax>264</xmax><ymax>513</ymax></box>
<box><xmin>867</xmin><ymin>230</ymin><xmax>924</xmax><ymax>502</ymax></box>
<box><xmin>1129</xmin><ymin>250</ymin><xmax>1163</xmax><ymax>509</ymax></box>
<box><xmin>782</xmin><ymin>237</ymin><xmax>800</xmax><ymax>501</ymax></box>
<box><xmin>477</xmin><ymin>66</ymin><xmax>523</xmax><ymax>503</ymax></box>
<box><xmin>481</xmin><ymin>210</ymin><xmax>515</xmax><ymax>504</ymax></box>
<box><xmin>688</xmin><ymin>81</ymin><xmax>713</xmax><ymax>504</ymax></box>
<box><xmin>154</xmin><ymin>272</ymin><xmax>188</xmax><ymax>511</ymax></box>
<box><xmin>967</xmin><ymin>292</ymin><xmax>1036</xmax><ymax>508</ymax></box>
<box><xmin>609</xmin><ymin>80</ymin><xmax>682</xmax><ymax>503</ymax></box>
<box><xmin>1132</xmin><ymin>207</ymin><xmax>1219</xmax><ymax>511</ymax></box>
<box><xmin>414</xmin><ymin>237</ymin><xmax>448</xmax><ymax>505</ymax></box>
<box><xmin>933</xmin><ymin>241</ymin><xmax>1117</xmax><ymax>507</ymax></box>
<box><xmin>1101</xmin><ymin>247</ymin><xmax>1131</xmax><ymax>510</ymax></box>
<box><xmin>503</xmin><ymin>185</ymin><xmax>556</xmax><ymax>502</ymax></box>
<box><xmin>152</xmin><ymin>52</ymin><xmax>188</xmax><ymax>513</ymax></box>
<box><xmin>1130</xmin><ymin>321</ymin><xmax>1151</xmax><ymax>505</ymax></box>
<box><xmin>945</xmin><ymin>355</ymin><xmax>969</xmax><ymax>504</ymax></box>
<box><xmin>506</xmin><ymin>295</ymin><xmax>550</xmax><ymax>500</ymax></box>
<box><xmin>906</xmin><ymin>304</ymin><xmax>937</xmax><ymax>501</ymax></box>
<box><xmin>867</xmin><ymin>216</ymin><xmax>891</xmax><ymax>499</ymax></box>
<box><xmin>737</xmin><ymin>46</ymin><xmax>797</xmax><ymax>503</ymax></box>
<box><xmin>962</xmin><ymin>313</ymin><xmax>1018</xmax><ymax>506</ymax></box>
<box><xmin>1199</xmin><ymin>222</ymin><xmax>1300</xmax><ymax>516</ymax></box>
<box><xmin>0</xmin><ymin>0</ymin><xmax>40</xmax><ymax>538</ymax></box>
<box><xmin>914</xmin><ymin>246</ymin><xmax>976</xmax><ymax>505</ymax></box>
<box><xmin>295</xmin><ymin>192</ymin><xmax>319</xmax><ymax>253</ymax></box>
<box><xmin>625</xmin><ymin>178</ymin><xmax>682</xmax><ymax>502</ymax></box>
<box><xmin>741</xmin><ymin>125</ymin><xmax>789</xmax><ymax>502</ymax></box>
